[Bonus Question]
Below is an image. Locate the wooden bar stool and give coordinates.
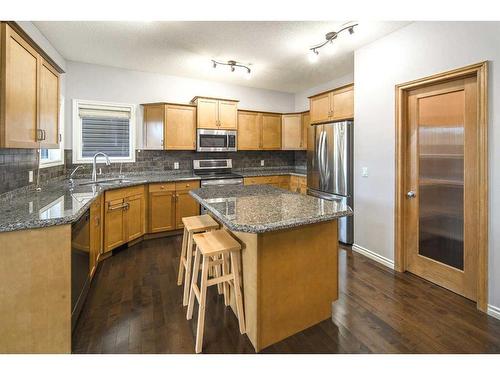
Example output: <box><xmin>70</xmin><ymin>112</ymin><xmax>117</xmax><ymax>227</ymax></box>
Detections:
<box><xmin>186</xmin><ymin>229</ymin><xmax>245</xmax><ymax>353</ymax></box>
<box><xmin>177</xmin><ymin>215</ymin><xmax>219</xmax><ymax>306</ymax></box>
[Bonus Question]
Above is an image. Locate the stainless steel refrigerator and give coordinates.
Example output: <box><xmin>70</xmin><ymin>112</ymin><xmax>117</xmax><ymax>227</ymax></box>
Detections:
<box><xmin>307</xmin><ymin>120</ymin><xmax>353</xmax><ymax>244</ymax></box>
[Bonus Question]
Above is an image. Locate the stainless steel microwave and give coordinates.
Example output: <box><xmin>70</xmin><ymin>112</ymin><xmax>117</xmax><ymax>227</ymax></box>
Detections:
<box><xmin>197</xmin><ymin>129</ymin><xmax>237</xmax><ymax>152</ymax></box>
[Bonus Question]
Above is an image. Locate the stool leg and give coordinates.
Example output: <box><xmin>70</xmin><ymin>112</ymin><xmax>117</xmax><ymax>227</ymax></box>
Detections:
<box><xmin>222</xmin><ymin>252</ymin><xmax>230</xmax><ymax>306</ymax></box>
<box><xmin>195</xmin><ymin>255</ymin><xmax>210</xmax><ymax>354</ymax></box>
<box><xmin>187</xmin><ymin>245</ymin><xmax>201</xmax><ymax>320</ymax></box>
<box><xmin>182</xmin><ymin>233</ymin><xmax>194</xmax><ymax>306</ymax></box>
<box><xmin>177</xmin><ymin>228</ymin><xmax>188</xmax><ymax>286</ymax></box>
<box><xmin>214</xmin><ymin>255</ymin><xmax>223</xmax><ymax>295</ymax></box>
<box><xmin>231</xmin><ymin>251</ymin><xmax>246</xmax><ymax>334</ymax></box>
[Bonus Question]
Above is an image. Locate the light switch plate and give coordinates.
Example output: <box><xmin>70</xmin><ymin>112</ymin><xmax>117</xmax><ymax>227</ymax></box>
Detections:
<box><xmin>174</xmin><ymin>162</ymin><xmax>179</xmax><ymax>170</ymax></box>
<box><xmin>260</xmin><ymin>160</ymin><xmax>265</xmax><ymax>166</ymax></box>
<box><xmin>362</xmin><ymin>167</ymin><xmax>369</xmax><ymax>177</ymax></box>
<box><xmin>28</xmin><ymin>170</ymin><xmax>33</xmax><ymax>183</ymax></box>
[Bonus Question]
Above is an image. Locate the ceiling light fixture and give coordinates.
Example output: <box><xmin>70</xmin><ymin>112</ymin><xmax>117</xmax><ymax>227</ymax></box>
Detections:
<box><xmin>212</xmin><ymin>59</ymin><xmax>252</xmax><ymax>79</ymax></box>
<box><xmin>308</xmin><ymin>23</ymin><xmax>358</xmax><ymax>63</ymax></box>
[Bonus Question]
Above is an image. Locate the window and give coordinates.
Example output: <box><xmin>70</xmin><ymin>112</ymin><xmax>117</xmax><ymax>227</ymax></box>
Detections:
<box><xmin>40</xmin><ymin>98</ymin><xmax>64</xmax><ymax>168</ymax></box>
<box><xmin>72</xmin><ymin>99</ymin><xmax>136</xmax><ymax>164</ymax></box>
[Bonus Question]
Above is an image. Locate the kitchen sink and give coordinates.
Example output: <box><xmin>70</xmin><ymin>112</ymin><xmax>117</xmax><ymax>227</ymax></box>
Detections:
<box><xmin>77</xmin><ymin>178</ymin><xmax>146</xmax><ymax>187</ymax></box>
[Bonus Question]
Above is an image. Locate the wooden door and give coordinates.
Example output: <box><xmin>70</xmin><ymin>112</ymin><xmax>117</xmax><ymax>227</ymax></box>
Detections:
<box><xmin>238</xmin><ymin>111</ymin><xmax>261</xmax><ymax>150</ymax></box>
<box><xmin>125</xmin><ymin>193</ymin><xmax>145</xmax><ymax>241</ymax></box>
<box><xmin>89</xmin><ymin>196</ymin><xmax>102</xmax><ymax>276</ymax></box>
<box><xmin>196</xmin><ymin>98</ymin><xmax>218</xmax><ymax>129</ymax></box>
<box><xmin>282</xmin><ymin>114</ymin><xmax>302</xmax><ymax>150</ymax></box>
<box><xmin>165</xmin><ymin>105</ymin><xmax>196</xmax><ymax>150</ymax></box>
<box><xmin>405</xmin><ymin>77</ymin><xmax>478</xmax><ymax>301</ymax></box>
<box><xmin>218</xmin><ymin>100</ymin><xmax>238</xmax><ymax>129</ymax></box>
<box><xmin>104</xmin><ymin>198</ymin><xmax>126</xmax><ymax>252</ymax></box>
<box><xmin>2</xmin><ymin>24</ymin><xmax>39</xmax><ymax>148</ymax></box>
<box><xmin>143</xmin><ymin>104</ymin><xmax>165</xmax><ymax>149</ymax></box>
<box><xmin>261</xmin><ymin>113</ymin><xmax>281</xmax><ymax>150</ymax></box>
<box><xmin>331</xmin><ymin>86</ymin><xmax>354</xmax><ymax>120</ymax></box>
<box><xmin>148</xmin><ymin>189</ymin><xmax>176</xmax><ymax>233</ymax></box>
<box><xmin>301</xmin><ymin>112</ymin><xmax>310</xmax><ymax>150</ymax></box>
<box><xmin>309</xmin><ymin>92</ymin><xmax>331</xmax><ymax>124</ymax></box>
<box><xmin>38</xmin><ymin>59</ymin><xmax>60</xmax><ymax>148</ymax></box>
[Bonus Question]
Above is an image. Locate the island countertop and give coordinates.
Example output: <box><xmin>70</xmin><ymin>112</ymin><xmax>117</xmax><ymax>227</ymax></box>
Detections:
<box><xmin>189</xmin><ymin>184</ymin><xmax>352</xmax><ymax>233</ymax></box>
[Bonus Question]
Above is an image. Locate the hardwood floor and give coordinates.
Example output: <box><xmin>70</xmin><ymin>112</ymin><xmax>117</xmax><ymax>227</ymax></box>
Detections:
<box><xmin>72</xmin><ymin>235</ymin><xmax>500</xmax><ymax>354</ymax></box>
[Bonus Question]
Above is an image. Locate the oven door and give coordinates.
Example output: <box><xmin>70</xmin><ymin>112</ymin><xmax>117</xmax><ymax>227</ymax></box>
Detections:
<box><xmin>197</xmin><ymin>129</ymin><xmax>237</xmax><ymax>152</ymax></box>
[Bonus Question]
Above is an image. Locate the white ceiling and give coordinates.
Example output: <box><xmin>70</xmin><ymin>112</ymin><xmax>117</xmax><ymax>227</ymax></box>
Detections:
<box><xmin>34</xmin><ymin>21</ymin><xmax>409</xmax><ymax>93</ymax></box>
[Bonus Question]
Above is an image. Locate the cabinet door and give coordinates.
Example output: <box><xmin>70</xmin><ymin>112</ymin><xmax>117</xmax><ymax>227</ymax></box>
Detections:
<box><xmin>89</xmin><ymin>196</ymin><xmax>102</xmax><ymax>276</ymax></box>
<box><xmin>238</xmin><ymin>111</ymin><xmax>261</xmax><ymax>150</ymax></box>
<box><xmin>175</xmin><ymin>189</ymin><xmax>200</xmax><ymax>229</ymax></box>
<box><xmin>301</xmin><ymin>112</ymin><xmax>310</xmax><ymax>150</ymax></box>
<box><xmin>261</xmin><ymin>114</ymin><xmax>281</xmax><ymax>150</ymax></box>
<box><xmin>143</xmin><ymin>104</ymin><xmax>165</xmax><ymax>149</ymax></box>
<box><xmin>38</xmin><ymin>59</ymin><xmax>60</xmax><ymax>149</ymax></box>
<box><xmin>310</xmin><ymin>92</ymin><xmax>331</xmax><ymax>125</ymax></box>
<box><xmin>125</xmin><ymin>193</ymin><xmax>145</xmax><ymax>241</ymax></box>
<box><xmin>289</xmin><ymin>176</ymin><xmax>300</xmax><ymax>193</ymax></box>
<box><xmin>104</xmin><ymin>198</ymin><xmax>126</xmax><ymax>252</ymax></box>
<box><xmin>331</xmin><ymin>86</ymin><xmax>354</xmax><ymax>120</ymax></box>
<box><xmin>165</xmin><ymin>105</ymin><xmax>196</xmax><ymax>150</ymax></box>
<box><xmin>218</xmin><ymin>100</ymin><xmax>238</xmax><ymax>129</ymax></box>
<box><xmin>2</xmin><ymin>24</ymin><xmax>39</xmax><ymax>148</ymax></box>
<box><xmin>196</xmin><ymin>98</ymin><xmax>218</xmax><ymax>129</ymax></box>
<box><xmin>298</xmin><ymin>177</ymin><xmax>307</xmax><ymax>194</ymax></box>
<box><xmin>149</xmin><ymin>190</ymin><xmax>176</xmax><ymax>233</ymax></box>
<box><xmin>281</xmin><ymin>114</ymin><xmax>302</xmax><ymax>150</ymax></box>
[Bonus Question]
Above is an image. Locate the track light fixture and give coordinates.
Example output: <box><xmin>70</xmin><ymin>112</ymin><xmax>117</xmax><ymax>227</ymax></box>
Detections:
<box><xmin>212</xmin><ymin>59</ymin><xmax>252</xmax><ymax>79</ymax></box>
<box><xmin>308</xmin><ymin>23</ymin><xmax>358</xmax><ymax>63</ymax></box>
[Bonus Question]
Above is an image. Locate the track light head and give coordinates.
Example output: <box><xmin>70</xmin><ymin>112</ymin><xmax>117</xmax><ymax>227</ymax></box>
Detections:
<box><xmin>348</xmin><ymin>26</ymin><xmax>354</xmax><ymax>35</ymax></box>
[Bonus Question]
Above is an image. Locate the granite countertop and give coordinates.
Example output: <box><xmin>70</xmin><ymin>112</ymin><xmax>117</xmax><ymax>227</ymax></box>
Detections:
<box><xmin>0</xmin><ymin>169</ymin><xmax>308</xmax><ymax>233</ymax></box>
<box><xmin>190</xmin><ymin>184</ymin><xmax>352</xmax><ymax>234</ymax></box>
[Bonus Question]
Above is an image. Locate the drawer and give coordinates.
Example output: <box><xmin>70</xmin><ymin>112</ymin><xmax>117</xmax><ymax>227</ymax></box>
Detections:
<box><xmin>175</xmin><ymin>180</ymin><xmax>200</xmax><ymax>191</ymax></box>
<box><xmin>105</xmin><ymin>185</ymin><xmax>145</xmax><ymax>202</ymax></box>
<box><xmin>149</xmin><ymin>182</ymin><xmax>175</xmax><ymax>193</ymax></box>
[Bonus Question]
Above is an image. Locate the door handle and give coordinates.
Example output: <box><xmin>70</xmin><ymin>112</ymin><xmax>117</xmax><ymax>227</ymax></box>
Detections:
<box><xmin>407</xmin><ymin>191</ymin><xmax>416</xmax><ymax>199</ymax></box>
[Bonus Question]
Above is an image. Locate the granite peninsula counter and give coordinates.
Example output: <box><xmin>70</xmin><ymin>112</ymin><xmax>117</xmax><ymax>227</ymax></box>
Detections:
<box><xmin>190</xmin><ymin>184</ymin><xmax>352</xmax><ymax>352</ymax></box>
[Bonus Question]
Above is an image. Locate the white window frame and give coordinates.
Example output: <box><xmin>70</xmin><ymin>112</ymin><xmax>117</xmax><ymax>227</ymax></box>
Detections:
<box><xmin>72</xmin><ymin>99</ymin><xmax>136</xmax><ymax>164</ymax></box>
<box><xmin>40</xmin><ymin>97</ymin><xmax>65</xmax><ymax>169</ymax></box>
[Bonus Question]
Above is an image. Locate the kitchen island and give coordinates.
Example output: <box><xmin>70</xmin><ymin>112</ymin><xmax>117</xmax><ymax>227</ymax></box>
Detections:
<box><xmin>189</xmin><ymin>184</ymin><xmax>352</xmax><ymax>352</ymax></box>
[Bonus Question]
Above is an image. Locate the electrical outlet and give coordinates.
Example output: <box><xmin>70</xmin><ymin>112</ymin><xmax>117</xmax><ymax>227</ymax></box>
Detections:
<box><xmin>260</xmin><ymin>160</ymin><xmax>265</xmax><ymax>167</ymax></box>
<box><xmin>362</xmin><ymin>167</ymin><xmax>369</xmax><ymax>177</ymax></box>
<box><xmin>28</xmin><ymin>170</ymin><xmax>33</xmax><ymax>183</ymax></box>
<box><xmin>28</xmin><ymin>201</ymin><xmax>33</xmax><ymax>214</ymax></box>
<box><xmin>174</xmin><ymin>162</ymin><xmax>179</xmax><ymax>170</ymax></box>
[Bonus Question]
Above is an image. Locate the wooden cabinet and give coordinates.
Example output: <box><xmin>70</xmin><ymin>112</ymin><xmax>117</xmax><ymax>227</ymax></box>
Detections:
<box><xmin>238</xmin><ymin>111</ymin><xmax>261</xmax><ymax>150</ymax></box>
<box><xmin>89</xmin><ymin>195</ymin><xmax>102</xmax><ymax>277</ymax></box>
<box><xmin>142</xmin><ymin>103</ymin><xmax>196</xmax><ymax>150</ymax></box>
<box><xmin>282</xmin><ymin>114</ymin><xmax>302</xmax><ymax>150</ymax></box>
<box><xmin>191</xmin><ymin>96</ymin><xmax>238</xmax><ymax>129</ymax></box>
<box><xmin>175</xmin><ymin>181</ymin><xmax>200</xmax><ymax>229</ymax></box>
<box><xmin>309</xmin><ymin>84</ymin><xmax>354</xmax><ymax>124</ymax></box>
<box><xmin>289</xmin><ymin>175</ymin><xmax>307</xmax><ymax>194</ymax></box>
<box><xmin>261</xmin><ymin>113</ymin><xmax>281</xmax><ymax>150</ymax></box>
<box><xmin>103</xmin><ymin>185</ymin><xmax>145</xmax><ymax>252</ymax></box>
<box><xmin>0</xmin><ymin>22</ymin><xmax>60</xmax><ymax>149</ymax></box>
<box><xmin>301</xmin><ymin>112</ymin><xmax>310</xmax><ymax>150</ymax></box>
<box><xmin>244</xmin><ymin>175</ymin><xmax>290</xmax><ymax>189</ymax></box>
<box><xmin>148</xmin><ymin>183</ymin><xmax>176</xmax><ymax>233</ymax></box>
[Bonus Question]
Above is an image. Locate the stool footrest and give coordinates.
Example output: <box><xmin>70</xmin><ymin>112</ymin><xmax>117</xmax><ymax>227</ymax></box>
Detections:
<box><xmin>207</xmin><ymin>273</ymin><xmax>234</xmax><ymax>287</ymax></box>
<box><xmin>192</xmin><ymin>283</ymin><xmax>201</xmax><ymax>301</ymax></box>
<box><xmin>209</xmin><ymin>259</ymin><xmax>224</xmax><ymax>267</ymax></box>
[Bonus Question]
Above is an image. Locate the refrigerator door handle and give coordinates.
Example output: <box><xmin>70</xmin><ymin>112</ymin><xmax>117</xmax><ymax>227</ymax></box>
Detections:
<box><xmin>318</xmin><ymin>130</ymin><xmax>326</xmax><ymax>188</ymax></box>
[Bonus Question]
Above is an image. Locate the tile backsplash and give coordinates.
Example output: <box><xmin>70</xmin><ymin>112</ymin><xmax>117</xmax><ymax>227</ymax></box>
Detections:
<box><xmin>0</xmin><ymin>149</ymin><xmax>307</xmax><ymax>194</ymax></box>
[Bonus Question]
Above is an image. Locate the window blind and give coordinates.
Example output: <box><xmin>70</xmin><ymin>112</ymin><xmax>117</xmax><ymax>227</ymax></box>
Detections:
<box><xmin>79</xmin><ymin>105</ymin><xmax>131</xmax><ymax>158</ymax></box>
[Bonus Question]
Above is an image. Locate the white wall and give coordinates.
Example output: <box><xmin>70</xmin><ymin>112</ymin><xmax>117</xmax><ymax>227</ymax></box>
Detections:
<box><xmin>354</xmin><ymin>21</ymin><xmax>500</xmax><ymax>309</ymax></box>
<box><xmin>293</xmin><ymin>73</ymin><xmax>354</xmax><ymax>112</ymax></box>
<box><xmin>64</xmin><ymin>61</ymin><xmax>295</xmax><ymax>147</ymax></box>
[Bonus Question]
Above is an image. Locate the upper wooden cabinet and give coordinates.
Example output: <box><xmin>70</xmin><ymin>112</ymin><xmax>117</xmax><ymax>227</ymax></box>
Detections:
<box><xmin>301</xmin><ymin>112</ymin><xmax>310</xmax><ymax>150</ymax></box>
<box><xmin>282</xmin><ymin>114</ymin><xmax>302</xmax><ymax>150</ymax></box>
<box><xmin>238</xmin><ymin>111</ymin><xmax>281</xmax><ymax>150</ymax></box>
<box><xmin>309</xmin><ymin>84</ymin><xmax>354</xmax><ymax>124</ymax></box>
<box><xmin>191</xmin><ymin>96</ymin><xmax>238</xmax><ymax>130</ymax></box>
<box><xmin>0</xmin><ymin>22</ymin><xmax>61</xmax><ymax>149</ymax></box>
<box><xmin>142</xmin><ymin>103</ymin><xmax>196</xmax><ymax>150</ymax></box>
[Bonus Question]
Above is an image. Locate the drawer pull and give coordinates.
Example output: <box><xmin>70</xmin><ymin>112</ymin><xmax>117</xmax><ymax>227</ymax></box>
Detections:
<box><xmin>108</xmin><ymin>202</ymin><xmax>129</xmax><ymax>211</ymax></box>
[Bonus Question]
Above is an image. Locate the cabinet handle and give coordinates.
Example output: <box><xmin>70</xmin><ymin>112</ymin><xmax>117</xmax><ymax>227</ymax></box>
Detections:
<box><xmin>43</xmin><ymin>130</ymin><xmax>47</xmax><ymax>140</ymax></box>
<box><xmin>36</xmin><ymin>129</ymin><xmax>43</xmax><ymax>141</ymax></box>
<box><xmin>108</xmin><ymin>202</ymin><xmax>128</xmax><ymax>211</ymax></box>
<box><xmin>95</xmin><ymin>217</ymin><xmax>100</xmax><ymax>226</ymax></box>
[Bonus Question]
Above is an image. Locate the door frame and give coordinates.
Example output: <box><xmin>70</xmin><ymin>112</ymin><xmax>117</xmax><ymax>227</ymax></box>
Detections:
<box><xmin>394</xmin><ymin>61</ymin><xmax>488</xmax><ymax>311</ymax></box>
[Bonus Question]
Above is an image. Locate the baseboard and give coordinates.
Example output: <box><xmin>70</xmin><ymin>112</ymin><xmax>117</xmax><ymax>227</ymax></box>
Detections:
<box><xmin>351</xmin><ymin>243</ymin><xmax>395</xmax><ymax>270</ymax></box>
<box><xmin>487</xmin><ymin>304</ymin><xmax>500</xmax><ymax>320</ymax></box>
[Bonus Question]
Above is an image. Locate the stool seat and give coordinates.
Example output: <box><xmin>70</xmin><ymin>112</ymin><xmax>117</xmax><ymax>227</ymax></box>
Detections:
<box><xmin>182</xmin><ymin>214</ymin><xmax>219</xmax><ymax>233</ymax></box>
<box><xmin>192</xmin><ymin>230</ymin><xmax>241</xmax><ymax>256</ymax></box>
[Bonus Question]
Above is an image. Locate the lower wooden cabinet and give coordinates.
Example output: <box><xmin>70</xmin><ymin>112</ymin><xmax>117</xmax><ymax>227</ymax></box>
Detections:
<box><xmin>104</xmin><ymin>185</ymin><xmax>146</xmax><ymax>252</ymax></box>
<box><xmin>244</xmin><ymin>175</ymin><xmax>307</xmax><ymax>194</ymax></box>
<box><xmin>289</xmin><ymin>175</ymin><xmax>307</xmax><ymax>194</ymax></box>
<box><xmin>89</xmin><ymin>195</ymin><xmax>103</xmax><ymax>276</ymax></box>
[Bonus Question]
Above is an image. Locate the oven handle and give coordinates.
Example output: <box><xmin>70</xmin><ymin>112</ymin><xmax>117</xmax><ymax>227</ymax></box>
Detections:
<box><xmin>201</xmin><ymin>179</ymin><xmax>243</xmax><ymax>187</ymax></box>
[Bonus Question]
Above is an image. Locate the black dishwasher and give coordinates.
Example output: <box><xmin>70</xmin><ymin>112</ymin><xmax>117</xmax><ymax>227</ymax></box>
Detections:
<box><xmin>71</xmin><ymin>209</ymin><xmax>91</xmax><ymax>330</ymax></box>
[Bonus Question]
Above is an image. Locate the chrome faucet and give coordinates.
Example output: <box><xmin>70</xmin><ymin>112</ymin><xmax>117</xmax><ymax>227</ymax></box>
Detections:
<box><xmin>92</xmin><ymin>152</ymin><xmax>111</xmax><ymax>183</ymax></box>
<box><xmin>69</xmin><ymin>165</ymin><xmax>85</xmax><ymax>186</ymax></box>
